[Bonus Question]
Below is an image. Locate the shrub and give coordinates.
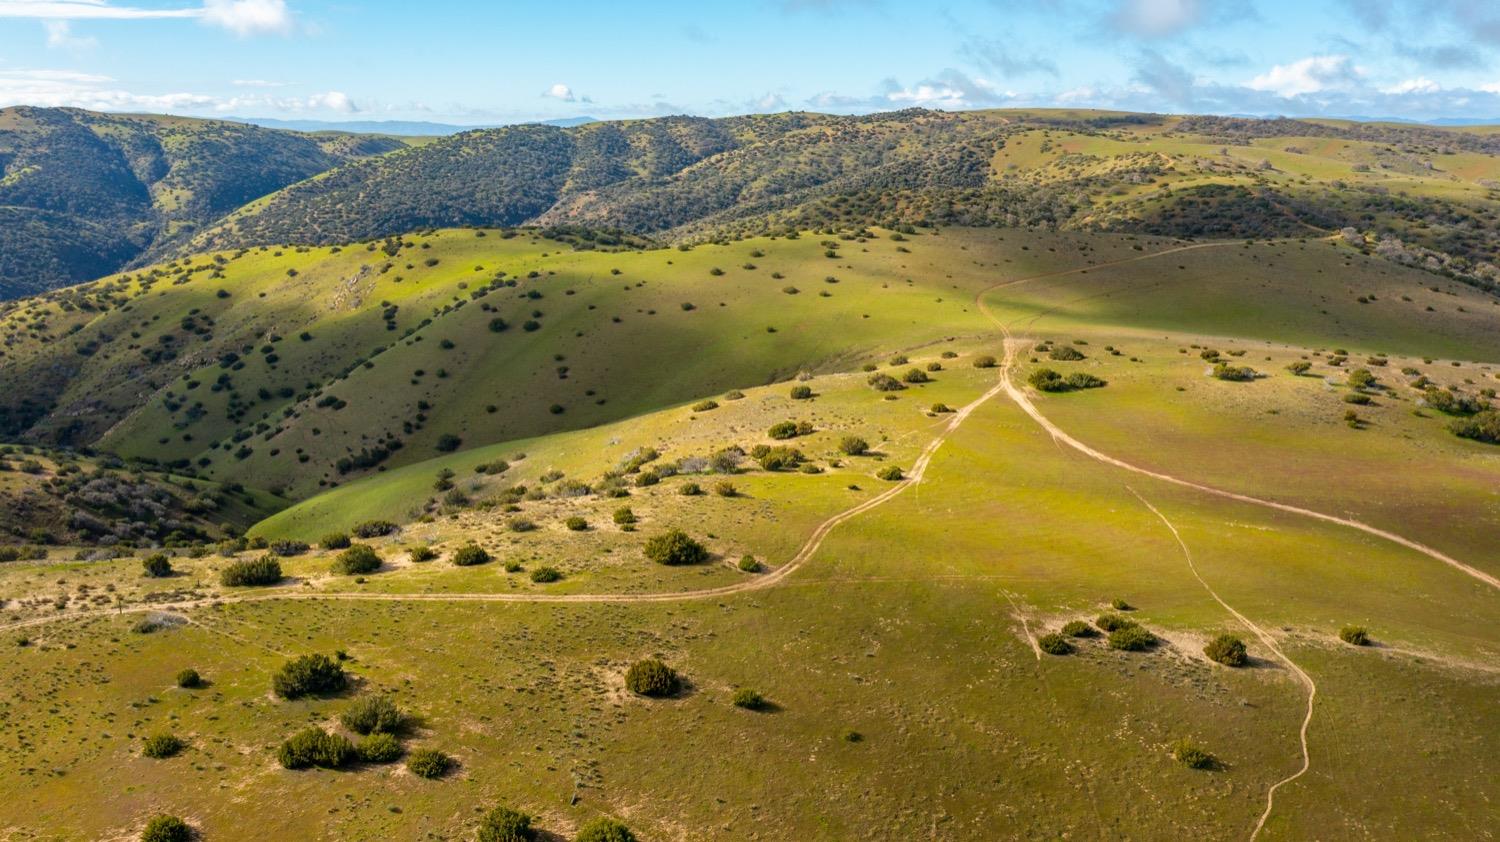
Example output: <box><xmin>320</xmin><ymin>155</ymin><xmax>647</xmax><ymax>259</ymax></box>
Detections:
<box><xmin>1286</xmin><ymin>360</ymin><xmax>1312</xmax><ymax>375</ymax></box>
<box><xmin>452</xmin><ymin>544</ymin><xmax>491</xmax><ymax>566</ymax></box>
<box><xmin>1028</xmin><ymin>368</ymin><xmax>1067</xmax><ymax>392</ymax></box>
<box><xmin>839</xmin><ymin>436</ymin><xmax>869</xmax><ymax>456</ymax></box>
<box><xmin>1171</xmin><ymin>738</ymin><xmax>1214</xmax><ymax>769</ymax></box>
<box><xmin>643</xmin><ymin>530</ymin><xmax>708</xmax><ymax>566</ymax></box>
<box><xmin>220</xmin><ymin>554</ymin><xmax>282</xmax><ymax>586</ymax></box>
<box><xmin>1204</xmin><ymin>634</ymin><xmax>1248</xmax><ymax>666</ymax></box>
<box><xmin>738</xmin><ymin>554</ymin><xmax>760</xmax><ymax>572</ymax></box>
<box><xmin>679</xmin><ymin>482</ymin><xmax>703</xmax><ymax>496</ymax></box>
<box><xmin>1065</xmin><ymin>372</ymin><xmax>1107</xmax><ymax>389</ymax></box>
<box><xmin>625</xmin><ymin>658</ymin><xmax>679</xmax><ymax>697</ymax></box>
<box><xmin>613</xmin><ymin>507</ymin><xmax>636</xmax><ymax>525</ymax></box>
<box><xmin>575</xmin><ymin>818</ymin><xmax>637</xmax><ymax>842</ymax></box>
<box><xmin>269</xmin><ymin>539</ymin><xmax>309</xmax><ymax>556</ymax></box>
<box><xmin>272</xmin><ymin>653</ymin><xmax>346</xmax><ymax>699</ymax></box>
<box><xmin>1108</xmin><ymin>626</ymin><xmax>1156</xmax><ymax>651</ymax></box>
<box><xmin>901</xmin><ymin>368</ymin><xmax>929</xmax><ymax>384</ymax></box>
<box><xmin>930</xmin><ymin>402</ymin><xmax>953</xmax><ymax>413</ymax></box>
<box><xmin>175</xmin><ymin>668</ymin><xmax>202</xmax><ymax>688</ymax></box>
<box><xmin>406</xmin><ymin>748</ymin><xmax>453</xmax><ymax>779</ymax></box>
<box><xmin>755</xmin><ymin>445</ymin><xmax>803</xmax><ymax>471</ymax></box>
<box><xmin>1450</xmin><ymin>410</ymin><xmax>1500</xmax><ymax>444</ymax></box>
<box><xmin>562</xmin><ymin>516</ymin><xmax>588</xmax><ymax>532</ymax></box>
<box><xmin>1339</xmin><ymin>625</ymin><xmax>1370</xmax><ymax>646</ymax></box>
<box><xmin>1049</xmin><ymin>345</ymin><xmax>1085</xmax><ymax>361</ymax></box>
<box><xmin>767</xmin><ymin>421</ymin><xmax>801</xmax><ymax>439</ymax></box>
<box><xmin>1060</xmin><ymin>620</ymin><xmax>1093</xmax><ymax>638</ymax></box>
<box><xmin>477</xmin><ymin>806</ymin><xmax>536</xmax><ymax>842</ymax></box>
<box><xmin>691</xmin><ymin>400</ymin><xmax>719</xmax><ymax>412</ymax></box>
<box><xmin>352</xmin><ymin>520</ymin><xmax>397</xmax><ymax>538</ymax></box>
<box><xmin>356</xmin><ymin>732</ymin><xmax>403</xmax><ymax>764</ymax></box>
<box><xmin>278</xmin><ymin>727</ymin><xmax>355</xmax><ymax>769</ymax></box>
<box><xmin>141</xmin><ymin>815</ymin><xmax>191</xmax><ymax>842</ymax></box>
<box><xmin>1343</xmin><ymin>392</ymin><xmax>1371</xmax><ymax>405</ymax></box>
<box><xmin>436</xmin><ymin>434</ymin><xmax>463</xmax><ymax>452</ymax></box>
<box><xmin>732</xmin><ymin>688</ymin><xmax>767</xmax><ymax>710</ymax></box>
<box><xmin>789</xmin><ymin>385</ymin><xmax>813</xmax><ymax>400</ymax></box>
<box><xmin>142</xmin><ymin>733</ymin><xmax>183</xmax><ymax>759</ymax></box>
<box><xmin>341</xmin><ymin>696</ymin><xmax>403</xmax><ymax>735</ymax></box>
<box><xmin>333</xmin><ymin>544</ymin><xmax>381</xmax><ymax>575</ymax></box>
<box><xmin>867</xmin><ymin>373</ymin><xmax>905</xmax><ymax>391</ymax></box>
<box><xmin>1038</xmin><ymin>633</ymin><xmax>1073</xmax><ymax>655</ymax></box>
<box><xmin>875</xmin><ymin>465</ymin><xmax>904</xmax><ymax>481</ymax></box>
<box><xmin>321</xmin><ymin>532</ymin><xmax>351</xmax><ymax>550</ymax></box>
<box><xmin>973</xmin><ymin>355</ymin><xmax>997</xmax><ymax>368</ymax></box>
<box><xmin>1211</xmin><ymin>363</ymin><xmax>1256</xmax><ymax>381</ymax></box>
<box><xmin>633</xmin><ymin>471</ymin><xmax>659</xmax><ymax>487</ymax></box>
<box><xmin>1095</xmin><ymin>613</ymin><xmax>1135</xmax><ymax>632</ymax></box>
<box><xmin>1110</xmin><ymin>598</ymin><xmax>1133</xmax><ymax>611</ymax></box>
<box><xmin>409</xmin><ymin>545</ymin><xmax>438</xmax><ymax>562</ymax></box>
<box><xmin>141</xmin><ymin>553</ymin><xmax>172</xmax><ymax>578</ymax></box>
<box><xmin>714</xmin><ymin>481</ymin><xmax>738</xmax><ymax>497</ymax></box>
<box><xmin>1347</xmin><ymin>368</ymin><xmax>1376</xmax><ymax>389</ymax></box>
<box><xmin>530</xmin><ymin>566</ymin><xmax>563</xmax><ymax>583</ymax></box>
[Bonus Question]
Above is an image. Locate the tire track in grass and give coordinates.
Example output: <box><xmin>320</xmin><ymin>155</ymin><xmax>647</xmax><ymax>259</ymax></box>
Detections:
<box><xmin>1127</xmin><ymin>487</ymin><xmax>1315</xmax><ymax>842</ymax></box>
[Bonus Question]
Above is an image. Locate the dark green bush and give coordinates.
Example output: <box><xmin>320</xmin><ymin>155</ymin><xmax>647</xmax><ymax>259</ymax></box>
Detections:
<box><xmin>175</xmin><ymin>668</ymin><xmax>202</xmax><ymax>688</ymax></box>
<box><xmin>141</xmin><ymin>815</ymin><xmax>191</xmax><ymax>842</ymax></box>
<box><xmin>1049</xmin><ymin>345</ymin><xmax>1086</xmax><ymax>361</ymax></box>
<box><xmin>1339</xmin><ymin>625</ymin><xmax>1370</xmax><ymax>646</ymax></box>
<box><xmin>867</xmin><ymin>372</ymin><xmax>904</xmax><ymax>391</ymax></box>
<box><xmin>565</xmin><ymin>516</ymin><xmax>589</xmax><ymax>531</ymax></box>
<box><xmin>738</xmin><ymin>554</ymin><xmax>760</xmax><ymax>572</ymax></box>
<box><xmin>973</xmin><ymin>355</ymin><xmax>997</xmax><ymax>368</ymax></box>
<box><xmin>1212</xmin><ymin>363</ymin><xmax>1256</xmax><ymax>381</ymax></box>
<box><xmin>352</xmin><ymin>520</ymin><xmax>397</xmax><ymax>538</ymax></box>
<box><xmin>575</xmin><ymin>818</ymin><xmax>637</xmax><ymax>842</ymax></box>
<box><xmin>1450</xmin><ymin>410</ymin><xmax>1500</xmax><ymax>444</ymax></box>
<box><xmin>875</xmin><ymin>465</ymin><xmax>904</xmax><ymax>481</ymax></box>
<box><xmin>1061</xmin><ymin>620</ymin><xmax>1094</xmax><ymax>638</ymax></box>
<box><xmin>901</xmin><ymin>368</ymin><xmax>929</xmax><ymax>384</ymax></box>
<box><xmin>1038</xmin><ymin>633</ymin><xmax>1073</xmax><ymax>655</ymax></box>
<box><xmin>754</xmin><ymin>445</ymin><xmax>803</xmax><ymax>471</ymax></box>
<box><xmin>406</xmin><ymin>748</ymin><xmax>453</xmax><ymax>779</ymax></box>
<box><xmin>321</xmin><ymin>532</ymin><xmax>351</xmax><ymax>550</ymax></box>
<box><xmin>714</xmin><ymin>481</ymin><xmax>738</xmax><ymax>497</ymax></box>
<box><xmin>1065</xmin><ymin>372</ymin><xmax>1107</xmax><ymax>389</ymax></box>
<box><xmin>732</xmin><ymin>688</ymin><xmax>767</xmax><ymax>710</ymax></box>
<box><xmin>142</xmin><ymin>733</ymin><xmax>183</xmax><ymax>759</ymax></box>
<box><xmin>333</xmin><ymin>544</ymin><xmax>381</xmax><ymax>575</ymax></box>
<box><xmin>141</xmin><ymin>553</ymin><xmax>172</xmax><ymax>578</ymax></box>
<box><xmin>356</xmin><ymin>732</ymin><xmax>403</xmax><ymax>763</ymax></box>
<box><xmin>839</xmin><ymin>436</ymin><xmax>869</xmax><ymax>456</ymax></box>
<box><xmin>613</xmin><ymin>507</ymin><xmax>636</xmax><ymax>525</ymax></box>
<box><xmin>278</xmin><ymin>727</ymin><xmax>355</xmax><ymax>769</ymax></box>
<box><xmin>691</xmin><ymin>400</ymin><xmax>719</xmax><ymax>412</ymax></box>
<box><xmin>1204</xmin><ymin>634</ymin><xmax>1248</xmax><ymax>666</ymax></box>
<box><xmin>220</xmin><ymin>554</ymin><xmax>282</xmax><ymax>586</ymax></box>
<box><xmin>1171</xmin><ymin>738</ymin><xmax>1214</xmax><ymax>769</ymax></box>
<box><xmin>625</xmin><ymin>658</ymin><xmax>679</xmax><ymax>697</ymax></box>
<box><xmin>767</xmin><ymin>420</ymin><xmax>801</xmax><ymax>439</ymax></box>
<box><xmin>452</xmin><ymin>544</ymin><xmax>491</xmax><ymax>566</ymax></box>
<box><xmin>409</xmin><ymin>545</ymin><xmax>438</xmax><ymax>562</ymax></box>
<box><xmin>789</xmin><ymin>385</ymin><xmax>813</xmax><ymax>400</ymax></box>
<box><xmin>269</xmin><ymin>539</ymin><xmax>309</xmax><ymax>556</ymax></box>
<box><xmin>678</xmin><ymin>482</ymin><xmax>702</xmax><ymax>496</ymax></box>
<box><xmin>272</xmin><ymin>653</ymin><xmax>346</xmax><ymax>699</ymax></box>
<box><xmin>530</xmin><ymin>566</ymin><xmax>562</xmax><ymax>583</ymax></box>
<box><xmin>1286</xmin><ymin>360</ymin><xmax>1312</xmax><ymax>375</ymax></box>
<box><xmin>1095</xmin><ymin>613</ymin><xmax>1135</xmax><ymax>632</ymax></box>
<box><xmin>643</xmin><ymin>530</ymin><xmax>708</xmax><ymax>566</ymax></box>
<box><xmin>1028</xmin><ymin>368</ymin><xmax>1067</xmax><ymax>392</ymax></box>
<box><xmin>1108</xmin><ymin>626</ymin><xmax>1156</xmax><ymax>651</ymax></box>
<box><xmin>341</xmin><ymin>695</ymin><xmax>402</xmax><ymax>735</ymax></box>
<box><xmin>477</xmin><ymin>806</ymin><xmax>536</xmax><ymax>842</ymax></box>
<box><xmin>1110</xmin><ymin>598</ymin><xmax>1133</xmax><ymax>611</ymax></box>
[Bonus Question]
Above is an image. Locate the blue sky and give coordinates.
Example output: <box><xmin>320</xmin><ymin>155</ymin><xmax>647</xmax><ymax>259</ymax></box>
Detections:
<box><xmin>2</xmin><ymin>0</ymin><xmax>1500</xmax><ymax>123</ymax></box>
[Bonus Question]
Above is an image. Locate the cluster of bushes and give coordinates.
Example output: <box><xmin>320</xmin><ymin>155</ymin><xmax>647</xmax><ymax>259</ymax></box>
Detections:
<box><xmin>625</xmin><ymin>657</ymin><xmax>680</xmax><ymax>697</ymax></box>
<box><xmin>279</xmin><ymin>695</ymin><xmax>416</xmax><ymax>769</ymax></box>
<box><xmin>220</xmin><ymin>554</ymin><xmax>282</xmax><ymax>586</ymax></box>
<box><xmin>1203</xmin><ymin>634</ymin><xmax>1248</xmax><ymax>666</ymax></box>
<box><xmin>643</xmin><ymin>530</ymin><xmax>708</xmax><ymax>566</ymax></box>
<box><xmin>352</xmin><ymin>520</ymin><xmax>397</xmax><ymax>538</ymax></box>
<box><xmin>1424</xmin><ymin>388</ymin><xmax>1489</xmax><ymax>416</ymax></box>
<box><xmin>141</xmin><ymin>553</ymin><xmax>173</xmax><ymax>578</ymax></box>
<box><xmin>1048</xmin><ymin>345</ymin><xmax>1086</xmax><ymax>361</ymax></box>
<box><xmin>1450</xmin><ymin>410</ymin><xmax>1500</xmax><ymax>444</ymax></box>
<box><xmin>278</xmin><ymin>727</ymin><xmax>355</xmax><ymax>769</ymax></box>
<box><xmin>838</xmin><ymin>436</ymin><xmax>869</xmax><ymax>456</ymax></box>
<box><xmin>868</xmin><ymin>372</ymin><xmax>905</xmax><ymax>392</ymax></box>
<box><xmin>452</xmin><ymin>544</ymin><xmax>491</xmax><ymax>566</ymax></box>
<box><xmin>767</xmin><ymin>420</ymin><xmax>813</xmax><ymax>440</ymax></box>
<box><xmin>750</xmin><ymin>444</ymin><xmax>803</xmax><ymax>471</ymax></box>
<box><xmin>332</xmin><ymin>544</ymin><xmax>381</xmax><ymax>575</ymax></box>
<box><xmin>1028</xmin><ymin>368</ymin><xmax>1106</xmax><ymax>392</ymax></box>
<box><xmin>1211</xmin><ymin>363</ymin><xmax>1257</xmax><ymax>381</ymax></box>
<box><xmin>1096</xmin><ymin>613</ymin><xmax>1156</xmax><ymax>651</ymax></box>
<box><xmin>272</xmin><ymin>653</ymin><xmax>346</xmax><ymax>699</ymax></box>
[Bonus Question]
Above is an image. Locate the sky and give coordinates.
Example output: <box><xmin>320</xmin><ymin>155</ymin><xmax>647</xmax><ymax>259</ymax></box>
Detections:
<box><xmin>2</xmin><ymin>0</ymin><xmax>1500</xmax><ymax>124</ymax></box>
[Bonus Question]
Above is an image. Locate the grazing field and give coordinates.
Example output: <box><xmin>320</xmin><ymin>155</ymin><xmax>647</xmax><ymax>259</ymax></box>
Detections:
<box><xmin>2</xmin><ymin>226</ymin><xmax>1497</xmax><ymax>840</ymax></box>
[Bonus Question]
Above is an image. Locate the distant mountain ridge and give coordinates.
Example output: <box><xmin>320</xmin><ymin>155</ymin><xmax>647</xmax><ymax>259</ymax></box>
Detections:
<box><xmin>227</xmin><ymin>115</ymin><xmax>598</xmax><ymax>136</ymax></box>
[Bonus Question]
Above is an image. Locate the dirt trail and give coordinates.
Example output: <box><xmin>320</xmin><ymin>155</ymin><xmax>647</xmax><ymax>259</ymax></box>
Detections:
<box><xmin>1129</xmin><ymin>487</ymin><xmax>1316</xmax><ymax>842</ymax></box>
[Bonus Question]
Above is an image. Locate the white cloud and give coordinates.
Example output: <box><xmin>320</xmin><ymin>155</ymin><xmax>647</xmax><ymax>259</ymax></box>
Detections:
<box><xmin>1112</xmin><ymin>0</ymin><xmax>1203</xmax><ymax>37</ymax></box>
<box><xmin>201</xmin><ymin>0</ymin><xmax>289</xmax><ymax>36</ymax></box>
<box><xmin>231</xmin><ymin>78</ymin><xmax>290</xmax><ymax>87</ymax></box>
<box><xmin>302</xmin><ymin>90</ymin><xmax>354</xmax><ymax>112</ymax></box>
<box><xmin>544</xmin><ymin>83</ymin><xmax>577</xmax><ymax>102</ymax></box>
<box><xmin>1382</xmin><ymin>77</ymin><xmax>1440</xmax><ymax>95</ymax></box>
<box><xmin>1246</xmin><ymin>55</ymin><xmax>1359</xmax><ymax>97</ymax></box>
<box><xmin>0</xmin><ymin>69</ymin><xmax>353</xmax><ymax>115</ymax></box>
<box><xmin>44</xmin><ymin>19</ymin><xmax>97</xmax><ymax>49</ymax></box>
<box><xmin>751</xmin><ymin>92</ymin><xmax>787</xmax><ymax>111</ymax></box>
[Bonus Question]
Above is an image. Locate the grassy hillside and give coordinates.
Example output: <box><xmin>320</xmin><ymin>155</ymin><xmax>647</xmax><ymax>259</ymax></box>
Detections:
<box><xmin>0</xmin><ymin>107</ymin><xmax>405</xmax><ymax>298</ymax></box>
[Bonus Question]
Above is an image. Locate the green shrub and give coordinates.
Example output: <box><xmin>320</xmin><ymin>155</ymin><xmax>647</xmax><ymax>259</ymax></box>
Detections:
<box><xmin>643</xmin><ymin>530</ymin><xmax>708</xmax><ymax>566</ymax></box>
<box><xmin>875</xmin><ymin>465</ymin><xmax>904</xmax><ymax>481</ymax></box>
<box><xmin>754</xmin><ymin>445</ymin><xmax>803</xmax><ymax>471</ymax></box>
<box><xmin>452</xmin><ymin>544</ymin><xmax>491</xmax><ymax>566</ymax></box>
<box><xmin>565</xmin><ymin>516</ymin><xmax>589</xmax><ymax>531</ymax></box>
<box><xmin>141</xmin><ymin>815</ymin><xmax>191</xmax><ymax>842</ymax></box>
<box><xmin>1450</xmin><ymin>410</ymin><xmax>1500</xmax><ymax>444</ymax></box>
<box><xmin>1049</xmin><ymin>345</ymin><xmax>1085</xmax><ymax>361</ymax></box>
<box><xmin>1343</xmin><ymin>392</ymin><xmax>1371</xmax><ymax>405</ymax></box>
<box><xmin>1028</xmin><ymin>368</ymin><xmax>1067</xmax><ymax>392</ymax></box>
<box><xmin>1204</xmin><ymin>634</ymin><xmax>1248</xmax><ymax>666</ymax></box>
<box><xmin>352</xmin><ymin>520</ymin><xmax>397</xmax><ymax>539</ymax></box>
<box><xmin>278</xmin><ymin>727</ymin><xmax>355</xmax><ymax>769</ymax></box>
<box><xmin>269</xmin><ymin>539</ymin><xmax>309</xmax><ymax>556</ymax></box>
<box><xmin>1110</xmin><ymin>598</ymin><xmax>1133</xmax><ymax>611</ymax></box>
<box><xmin>678</xmin><ymin>482</ymin><xmax>703</xmax><ymax>496</ymax></box>
<box><xmin>356</xmin><ymin>732</ymin><xmax>403</xmax><ymax>763</ymax></box>
<box><xmin>530</xmin><ymin>566</ymin><xmax>563</xmax><ymax>583</ymax></box>
<box><xmin>867</xmin><ymin>373</ymin><xmax>905</xmax><ymax>391</ymax></box>
<box><xmin>1339</xmin><ymin>625</ymin><xmax>1370</xmax><ymax>646</ymax></box>
<box><xmin>142</xmin><ymin>733</ymin><xmax>183</xmax><ymax>759</ymax></box>
<box><xmin>691</xmin><ymin>400</ymin><xmax>719</xmax><ymax>412</ymax></box>
<box><xmin>575</xmin><ymin>818</ymin><xmax>637</xmax><ymax>842</ymax></box>
<box><xmin>1095</xmin><ymin>613</ymin><xmax>1135</xmax><ymax>632</ymax></box>
<box><xmin>612</xmin><ymin>507</ymin><xmax>636</xmax><ymax>525</ymax></box>
<box><xmin>321</xmin><ymin>532</ymin><xmax>351</xmax><ymax>550</ymax></box>
<box><xmin>714</xmin><ymin>481</ymin><xmax>738</xmax><ymax>497</ymax></box>
<box><xmin>1038</xmin><ymin>633</ymin><xmax>1073</xmax><ymax>655</ymax></box>
<box><xmin>341</xmin><ymin>696</ymin><xmax>402</xmax><ymax>735</ymax></box>
<box><xmin>220</xmin><ymin>554</ymin><xmax>282</xmax><ymax>586</ymax></box>
<box><xmin>633</xmin><ymin>471</ymin><xmax>659</xmax><ymax>487</ymax></box>
<box><xmin>406</xmin><ymin>748</ymin><xmax>453</xmax><ymax>779</ymax></box>
<box><xmin>477</xmin><ymin>806</ymin><xmax>536</xmax><ymax>842</ymax></box>
<box><xmin>973</xmin><ymin>354</ymin><xmax>997</xmax><ymax>368</ymax></box>
<box><xmin>732</xmin><ymin>688</ymin><xmax>767</xmax><ymax>710</ymax></box>
<box><xmin>1108</xmin><ymin>626</ymin><xmax>1156</xmax><ymax>651</ymax></box>
<box><xmin>737</xmin><ymin>554</ymin><xmax>760</xmax><ymax>572</ymax></box>
<box><xmin>1211</xmin><ymin>363</ymin><xmax>1256</xmax><ymax>381</ymax></box>
<box><xmin>1348</xmin><ymin>368</ymin><xmax>1376</xmax><ymax>389</ymax></box>
<box><xmin>901</xmin><ymin>368</ymin><xmax>929</xmax><ymax>384</ymax></box>
<box><xmin>1060</xmin><ymin>620</ymin><xmax>1094</xmax><ymax>638</ymax></box>
<box><xmin>930</xmin><ymin>402</ymin><xmax>953</xmax><ymax>413</ymax></box>
<box><xmin>175</xmin><ymin>668</ymin><xmax>202</xmax><ymax>688</ymax></box>
<box><xmin>272</xmin><ymin>653</ymin><xmax>346</xmax><ymax>699</ymax></box>
<box><xmin>789</xmin><ymin>385</ymin><xmax>813</xmax><ymax>400</ymax></box>
<box><xmin>333</xmin><ymin>544</ymin><xmax>381</xmax><ymax>575</ymax></box>
<box><xmin>625</xmin><ymin>658</ymin><xmax>680</xmax><ymax>697</ymax></box>
<box><xmin>1286</xmin><ymin>360</ymin><xmax>1312</xmax><ymax>375</ymax></box>
<box><xmin>409</xmin><ymin>545</ymin><xmax>437</xmax><ymax>562</ymax></box>
<box><xmin>141</xmin><ymin>553</ymin><xmax>172</xmax><ymax>578</ymax></box>
<box><xmin>767</xmin><ymin>420</ymin><xmax>801</xmax><ymax>439</ymax></box>
<box><xmin>1065</xmin><ymin>372</ymin><xmax>1107</xmax><ymax>389</ymax></box>
<box><xmin>839</xmin><ymin>436</ymin><xmax>869</xmax><ymax>456</ymax></box>
<box><xmin>1171</xmin><ymin>738</ymin><xmax>1214</xmax><ymax>769</ymax></box>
